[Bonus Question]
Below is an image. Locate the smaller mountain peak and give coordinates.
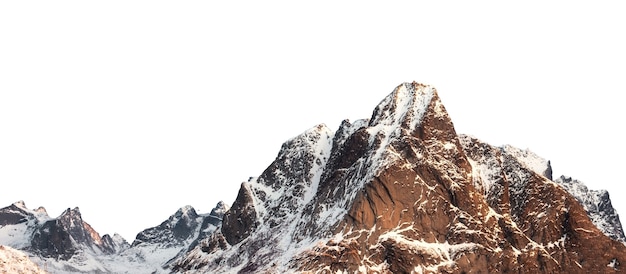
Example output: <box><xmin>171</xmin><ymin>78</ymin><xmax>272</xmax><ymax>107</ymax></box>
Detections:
<box><xmin>177</xmin><ymin>205</ymin><xmax>197</xmax><ymax>217</ymax></box>
<box><xmin>34</xmin><ymin>206</ymin><xmax>47</xmax><ymax>215</ymax></box>
<box><xmin>312</xmin><ymin>123</ymin><xmax>331</xmax><ymax>133</ymax></box>
<box><xmin>288</xmin><ymin>124</ymin><xmax>333</xmax><ymax>142</ymax></box>
<box><xmin>210</xmin><ymin>201</ymin><xmax>230</xmax><ymax>217</ymax></box>
<box><xmin>215</xmin><ymin>201</ymin><xmax>229</xmax><ymax>211</ymax></box>
<box><xmin>12</xmin><ymin>200</ymin><xmax>27</xmax><ymax>209</ymax></box>
<box><xmin>180</xmin><ymin>205</ymin><xmax>194</xmax><ymax>212</ymax></box>
<box><xmin>58</xmin><ymin>207</ymin><xmax>83</xmax><ymax>221</ymax></box>
<box><xmin>111</xmin><ymin>233</ymin><xmax>127</xmax><ymax>242</ymax></box>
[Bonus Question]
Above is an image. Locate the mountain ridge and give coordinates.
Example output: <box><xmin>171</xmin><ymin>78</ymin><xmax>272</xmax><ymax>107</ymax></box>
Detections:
<box><xmin>1</xmin><ymin>82</ymin><xmax>625</xmax><ymax>273</ymax></box>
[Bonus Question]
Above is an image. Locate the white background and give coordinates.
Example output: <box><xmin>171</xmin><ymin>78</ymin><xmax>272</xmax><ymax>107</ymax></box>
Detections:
<box><xmin>1</xmin><ymin>1</ymin><xmax>624</xmax><ymax>241</ymax></box>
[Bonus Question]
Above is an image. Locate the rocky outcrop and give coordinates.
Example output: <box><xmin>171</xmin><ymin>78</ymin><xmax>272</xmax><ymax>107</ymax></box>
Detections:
<box><xmin>555</xmin><ymin>175</ymin><xmax>626</xmax><ymax>243</ymax></box>
<box><xmin>173</xmin><ymin>82</ymin><xmax>626</xmax><ymax>273</ymax></box>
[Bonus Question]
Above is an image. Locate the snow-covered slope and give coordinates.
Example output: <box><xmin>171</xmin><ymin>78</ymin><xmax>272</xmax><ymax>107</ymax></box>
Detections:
<box><xmin>0</xmin><ymin>201</ymin><xmax>50</xmax><ymax>250</ymax></box>
<box><xmin>0</xmin><ymin>245</ymin><xmax>46</xmax><ymax>274</ymax></box>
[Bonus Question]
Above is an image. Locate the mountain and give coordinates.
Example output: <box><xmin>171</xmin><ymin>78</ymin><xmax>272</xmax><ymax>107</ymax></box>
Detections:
<box><xmin>0</xmin><ymin>201</ymin><xmax>227</xmax><ymax>273</ymax></box>
<box><xmin>172</xmin><ymin>82</ymin><xmax>626</xmax><ymax>273</ymax></box>
<box><xmin>0</xmin><ymin>201</ymin><xmax>129</xmax><ymax>273</ymax></box>
<box><xmin>2</xmin><ymin>82</ymin><xmax>625</xmax><ymax>273</ymax></box>
<box><xmin>118</xmin><ymin>202</ymin><xmax>229</xmax><ymax>273</ymax></box>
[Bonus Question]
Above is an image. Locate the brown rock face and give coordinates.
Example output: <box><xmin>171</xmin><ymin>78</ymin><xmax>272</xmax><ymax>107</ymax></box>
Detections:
<box><xmin>173</xmin><ymin>82</ymin><xmax>626</xmax><ymax>273</ymax></box>
<box><xmin>297</xmin><ymin>84</ymin><xmax>626</xmax><ymax>273</ymax></box>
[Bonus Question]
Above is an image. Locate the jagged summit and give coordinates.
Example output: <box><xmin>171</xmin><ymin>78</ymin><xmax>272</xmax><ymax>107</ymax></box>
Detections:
<box><xmin>12</xmin><ymin>200</ymin><xmax>27</xmax><ymax>209</ymax></box>
<box><xmin>210</xmin><ymin>201</ymin><xmax>229</xmax><ymax>215</ymax></box>
<box><xmin>369</xmin><ymin>81</ymin><xmax>435</xmax><ymax>131</ymax></box>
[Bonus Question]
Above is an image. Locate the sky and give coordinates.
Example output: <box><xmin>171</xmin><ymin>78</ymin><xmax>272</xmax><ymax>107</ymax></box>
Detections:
<box><xmin>1</xmin><ymin>2</ymin><xmax>625</xmax><ymax>242</ymax></box>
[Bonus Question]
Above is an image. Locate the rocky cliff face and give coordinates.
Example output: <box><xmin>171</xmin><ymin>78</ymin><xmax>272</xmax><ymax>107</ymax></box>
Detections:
<box><xmin>173</xmin><ymin>82</ymin><xmax>626</xmax><ymax>273</ymax></box>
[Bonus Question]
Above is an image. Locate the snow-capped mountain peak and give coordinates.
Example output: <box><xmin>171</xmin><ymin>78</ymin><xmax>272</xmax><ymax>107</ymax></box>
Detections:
<box><xmin>369</xmin><ymin>82</ymin><xmax>435</xmax><ymax>132</ymax></box>
<box><xmin>172</xmin><ymin>82</ymin><xmax>626</xmax><ymax>273</ymax></box>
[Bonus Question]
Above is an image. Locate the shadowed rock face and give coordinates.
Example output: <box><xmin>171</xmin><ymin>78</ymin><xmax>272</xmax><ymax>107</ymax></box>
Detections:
<box><xmin>0</xmin><ymin>203</ymin><xmax>32</xmax><ymax>226</ymax></box>
<box><xmin>171</xmin><ymin>82</ymin><xmax>626</xmax><ymax>273</ymax></box>
<box><xmin>29</xmin><ymin>207</ymin><xmax>112</xmax><ymax>260</ymax></box>
<box><xmin>221</xmin><ymin>184</ymin><xmax>258</xmax><ymax>245</ymax></box>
